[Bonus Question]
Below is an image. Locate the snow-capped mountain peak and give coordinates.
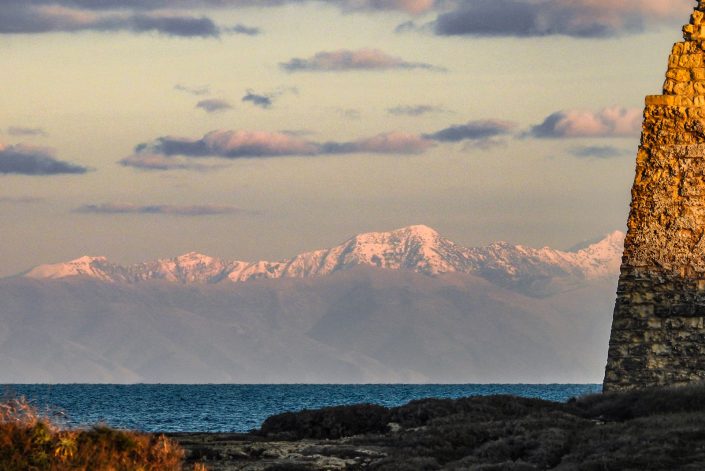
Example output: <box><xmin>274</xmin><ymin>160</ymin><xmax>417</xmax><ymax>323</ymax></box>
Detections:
<box><xmin>26</xmin><ymin>256</ymin><xmax>113</xmax><ymax>281</ymax></box>
<box><xmin>568</xmin><ymin>230</ymin><xmax>624</xmax><ymax>279</ymax></box>
<box><xmin>134</xmin><ymin>252</ymin><xmax>231</xmax><ymax>284</ymax></box>
<box><xmin>575</xmin><ymin>230</ymin><xmax>624</xmax><ymax>257</ymax></box>
<box><xmin>23</xmin><ymin>226</ymin><xmax>625</xmax><ymax>294</ymax></box>
<box><xmin>335</xmin><ymin>224</ymin><xmax>457</xmax><ymax>272</ymax></box>
<box><xmin>177</xmin><ymin>252</ymin><xmax>214</xmax><ymax>262</ymax></box>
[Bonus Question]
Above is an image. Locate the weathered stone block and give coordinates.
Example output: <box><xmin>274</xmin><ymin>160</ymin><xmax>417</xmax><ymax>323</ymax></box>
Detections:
<box><xmin>675</xmin><ymin>82</ymin><xmax>696</xmax><ymax>96</ymax></box>
<box><xmin>668</xmin><ymin>68</ymin><xmax>691</xmax><ymax>82</ymax></box>
<box><xmin>680</xmin><ymin>54</ymin><xmax>703</xmax><ymax>68</ymax></box>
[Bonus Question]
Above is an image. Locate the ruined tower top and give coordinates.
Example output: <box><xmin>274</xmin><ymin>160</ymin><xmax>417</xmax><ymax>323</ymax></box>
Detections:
<box><xmin>684</xmin><ymin>3</ymin><xmax>705</xmax><ymax>41</ymax></box>
<box><xmin>604</xmin><ymin>2</ymin><xmax>705</xmax><ymax>392</ymax></box>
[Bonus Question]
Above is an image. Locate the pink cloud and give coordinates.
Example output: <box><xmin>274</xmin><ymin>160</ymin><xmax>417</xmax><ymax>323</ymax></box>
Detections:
<box><xmin>202</xmin><ymin>130</ymin><xmax>319</xmax><ymax>156</ymax></box>
<box><xmin>121</xmin><ymin>129</ymin><xmax>436</xmax><ymax>169</ymax></box>
<box><xmin>530</xmin><ymin>107</ymin><xmax>642</xmax><ymax>138</ymax></box>
<box><xmin>35</xmin><ymin>5</ymin><xmax>99</xmax><ymax>26</ymax></box>
<box><xmin>281</xmin><ymin>48</ymin><xmax>443</xmax><ymax>72</ymax></box>
<box><xmin>340</xmin><ymin>0</ymin><xmax>435</xmax><ymax>14</ymax></box>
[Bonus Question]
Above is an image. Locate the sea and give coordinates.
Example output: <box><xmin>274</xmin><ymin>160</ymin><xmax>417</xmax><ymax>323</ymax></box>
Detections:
<box><xmin>2</xmin><ymin>384</ymin><xmax>601</xmax><ymax>433</ymax></box>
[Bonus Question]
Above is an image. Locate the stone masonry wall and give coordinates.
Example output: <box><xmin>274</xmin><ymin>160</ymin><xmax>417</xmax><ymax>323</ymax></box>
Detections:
<box><xmin>604</xmin><ymin>1</ymin><xmax>705</xmax><ymax>391</ymax></box>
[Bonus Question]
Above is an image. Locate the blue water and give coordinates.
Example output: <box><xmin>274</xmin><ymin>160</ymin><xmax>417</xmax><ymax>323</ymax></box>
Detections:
<box><xmin>2</xmin><ymin>384</ymin><xmax>601</xmax><ymax>433</ymax></box>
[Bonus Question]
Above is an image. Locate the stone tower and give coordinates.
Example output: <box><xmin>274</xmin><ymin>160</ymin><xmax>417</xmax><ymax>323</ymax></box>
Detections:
<box><xmin>604</xmin><ymin>1</ymin><xmax>705</xmax><ymax>391</ymax></box>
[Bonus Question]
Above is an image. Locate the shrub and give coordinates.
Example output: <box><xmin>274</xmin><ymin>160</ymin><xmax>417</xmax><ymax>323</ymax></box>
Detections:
<box><xmin>571</xmin><ymin>382</ymin><xmax>705</xmax><ymax>421</ymax></box>
<box><xmin>0</xmin><ymin>397</ymin><xmax>201</xmax><ymax>471</ymax></box>
<box><xmin>259</xmin><ymin>403</ymin><xmax>390</xmax><ymax>439</ymax></box>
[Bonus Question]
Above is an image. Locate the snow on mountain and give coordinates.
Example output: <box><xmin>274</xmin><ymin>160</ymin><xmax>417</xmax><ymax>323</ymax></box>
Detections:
<box><xmin>463</xmin><ymin>230</ymin><xmax>624</xmax><ymax>292</ymax></box>
<box><xmin>134</xmin><ymin>252</ymin><xmax>231</xmax><ymax>283</ymax></box>
<box><xmin>565</xmin><ymin>230</ymin><xmax>624</xmax><ymax>278</ymax></box>
<box><xmin>275</xmin><ymin>225</ymin><xmax>473</xmax><ymax>278</ymax></box>
<box><xmin>24</xmin><ymin>225</ymin><xmax>625</xmax><ymax>293</ymax></box>
<box><xmin>24</xmin><ymin>256</ymin><xmax>116</xmax><ymax>282</ymax></box>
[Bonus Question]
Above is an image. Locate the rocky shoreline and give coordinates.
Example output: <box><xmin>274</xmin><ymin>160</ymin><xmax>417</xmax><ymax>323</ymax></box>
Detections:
<box><xmin>171</xmin><ymin>383</ymin><xmax>705</xmax><ymax>470</ymax></box>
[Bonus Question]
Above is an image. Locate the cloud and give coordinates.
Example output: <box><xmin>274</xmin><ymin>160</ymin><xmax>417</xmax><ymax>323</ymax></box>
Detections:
<box><xmin>280</xmin><ymin>48</ymin><xmax>443</xmax><ymax>72</ymax></box>
<box><xmin>0</xmin><ymin>143</ymin><xmax>88</xmax><ymax>175</ymax></box>
<box><xmin>388</xmin><ymin>104</ymin><xmax>445</xmax><ymax>116</ymax></box>
<box><xmin>0</xmin><ymin>5</ymin><xmax>221</xmax><ymax>37</ymax></box>
<box><xmin>430</xmin><ymin>0</ymin><xmax>691</xmax><ymax>38</ymax></box>
<box><xmin>424</xmin><ymin>120</ymin><xmax>516</xmax><ymax>142</ymax></box>
<box><xmin>241</xmin><ymin>87</ymin><xmax>297</xmax><ymax>109</ymax></box>
<box><xmin>227</xmin><ymin>24</ymin><xmax>261</xmax><ymax>35</ymax></box>
<box><xmin>118</xmin><ymin>153</ymin><xmax>216</xmax><ymax>171</ymax></box>
<box><xmin>569</xmin><ymin>145</ymin><xmax>627</xmax><ymax>159</ymax></box>
<box><xmin>422</xmin><ymin>120</ymin><xmax>516</xmax><ymax>150</ymax></box>
<box><xmin>242</xmin><ymin>91</ymin><xmax>273</xmax><ymax>109</ymax></box>
<box><xmin>129</xmin><ymin>131</ymin><xmax>320</xmax><ymax>160</ymax></box>
<box><xmin>120</xmin><ymin>129</ymin><xmax>434</xmax><ymax>169</ymax></box>
<box><xmin>76</xmin><ymin>203</ymin><xmax>257</xmax><ymax>216</ymax></box>
<box><xmin>530</xmin><ymin>107</ymin><xmax>641</xmax><ymax>139</ymax></box>
<box><xmin>126</xmin><ymin>14</ymin><xmax>219</xmax><ymax>37</ymax></box>
<box><xmin>462</xmin><ymin>138</ymin><xmax>509</xmax><ymax>151</ymax></box>
<box><xmin>394</xmin><ymin>20</ymin><xmax>423</xmax><ymax>33</ymax></box>
<box><xmin>0</xmin><ymin>0</ymin><xmax>435</xmax><ymax>38</ymax></box>
<box><xmin>7</xmin><ymin>1</ymin><xmax>437</xmax><ymax>14</ymax></box>
<box><xmin>196</xmin><ymin>99</ymin><xmax>233</xmax><ymax>113</ymax></box>
<box><xmin>280</xmin><ymin>129</ymin><xmax>316</xmax><ymax>137</ymax></box>
<box><xmin>320</xmin><ymin>132</ymin><xmax>433</xmax><ymax>154</ymax></box>
<box><xmin>333</xmin><ymin>0</ymin><xmax>436</xmax><ymax>14</ymax></box>
<box><xmin>175</xmin><ymin>84</ymin><xmax>211</xmax><ymax>96</ymax></box>
<box><xmin>120</xmin><ymin>118</ymin><xmax>520</xmax><ymax>170</ymax></box>
<box><xmin>6</xmin><ymin>127</ymin><xmax>47</xmax><ymax>137</ymax></box>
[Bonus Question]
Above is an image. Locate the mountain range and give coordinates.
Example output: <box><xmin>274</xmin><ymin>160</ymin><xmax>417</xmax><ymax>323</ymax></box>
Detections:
<box><xmin>25</xmin><ymin>225</ymin><xmax>623</xmax><ymax>296</ymax></box>
<box><xmin>1</xmin><ymin>225</ymin><xmax>624</xmax><ymax>384</ymax></box>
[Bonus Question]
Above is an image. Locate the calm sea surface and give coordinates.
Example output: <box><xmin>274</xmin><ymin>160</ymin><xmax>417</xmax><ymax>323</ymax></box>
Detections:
<box><xmin>2</xmin><ymin>384</ymin><xmax>601</xmax><ymax>433</ymax></box>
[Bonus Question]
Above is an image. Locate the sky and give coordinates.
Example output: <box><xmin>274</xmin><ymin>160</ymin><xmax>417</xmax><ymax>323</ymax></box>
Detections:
<box><xmin>0</xmin><ymin>0</ymin><xmax>696</xmax><ymax>277</ymax></box>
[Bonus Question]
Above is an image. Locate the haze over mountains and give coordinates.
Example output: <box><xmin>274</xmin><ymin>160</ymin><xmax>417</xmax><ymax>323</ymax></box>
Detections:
<box><xmin>2</xmin><ymin>226</ymin><xmax>624</xmax><ymax>384</ymax></box>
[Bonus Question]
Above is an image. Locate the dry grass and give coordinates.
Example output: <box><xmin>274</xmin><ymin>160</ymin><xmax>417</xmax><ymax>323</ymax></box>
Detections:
<box><xmin>0</xmin><ymin>397</ymin><xmax>205</xmax><ymax>471</ymax></box>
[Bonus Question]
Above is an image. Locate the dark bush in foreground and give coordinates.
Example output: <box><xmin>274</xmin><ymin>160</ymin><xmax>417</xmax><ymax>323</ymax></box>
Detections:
<box><xmin>390</xmin><ymin>395</ymin><xmax>566</xmax><ymax>428</ymax></box>
<box><xmin>571</xmin><ymin>382</ymin><xmax>705</xmax><ymax>421</ymax></box>
<box><xmin>252</xmin><ymin>383</ymin><xmax>705</xmax><ymax>469</ymax></box>
<box><xmin>259</xmin><ymin>403</ymin><xmax>390</xmax><ymax>439</ymax></box>
<box><xmin>264</xmin><ymin>464</ymin><xmax>316</xmax><ymax>470</ymax></box>
<box><xmin>0</xmin><ymin>398</ymin><xmax>201</xmax><ymax>471</ymax></box>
